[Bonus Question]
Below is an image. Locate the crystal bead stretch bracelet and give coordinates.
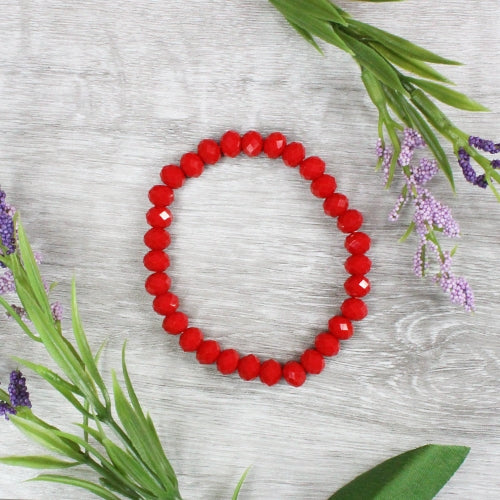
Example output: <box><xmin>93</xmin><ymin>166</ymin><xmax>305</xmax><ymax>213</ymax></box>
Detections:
<box><xmin>144</xmin><ymin>130</ymin><xmax>371</xmax><ymax>387</ymax></box>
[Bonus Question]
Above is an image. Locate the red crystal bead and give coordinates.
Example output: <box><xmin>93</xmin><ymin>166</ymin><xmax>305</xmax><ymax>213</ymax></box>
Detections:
<box><xmin>311</xmin><ymin>174</ymin><xmax>337</xmax><ymax>198</ymax></box>
<box><xmin>299</xmin><ymin>156</ymin><xmax>325</xmax><ymax>180</ymax></box>
<box><xmin>300</xmin><ymin>349</ymin><xmax>325</xmax><ymax>375</ymax></box>
<box><xmin>341</xmin><ymin>298</ymin><xmax>368</xmax><ymax>321</ymax></box>
<box><xmin>220</xmin><ymin>130</ymin><xmax>241</xmax><ymax>157</ymax></box>
<box><xmin>143</xmin><ymin>250</ymin><xmax>170</xmax><ymax>272</ymax></box>
<box><xmin>337</xmin><ymin>209</ymin><xmax>363</xmax><ymax>233</ymax></box>
<box><xmin>264</xmin><ymin>132</ymin><xmax>287</xmax><ymax>158</ymax></box>
<box><xmin>238</xmin><ymin>354</ymin><xmax>261</xmax><ymax>381</ymax></box>
<box><xmin>145</xmin><ymin>273</ymin><xmax>171</xmax><ymax>295</ymax></box>
<box><xmin>345</xmin><ymin>232</ymin><xmax>371</xmax><ymax>255</ymax></box>
<box><xmin>196</xmin><ymin>340</ymin><xmax>221</xmax><ymax>364</ymax></box>
<box><xmin>144</xmin><ymin>228</ymin><xmax>171</xmax><ymax>250</ymax></box>
<box><xmin>323</xmin><ymin>193</ymin><xmax>349</xmax><ymax>217</ymax></box>
<box><xmin>146</xmin><ymin>207</ymin><xmax>173</xmax><ymax>228</ymax></box>
<box><xmin>148</xmin><ymin>185</ymin><xmax>174</xmax><ymax>207</ymax></box>
<box><xmin>328</xmin><ymin>315</ymin><xmax>354</xmax><ymax>340</ymax></box>
<box><xmin>180</xmin><ymin>152</ymin><xmax>204</xmax><ymax>178</ymax></box>
<box><xmin>259</xmin><ymin>359</ymin><xmax>282</xmax><ymax>386</ymax></box>
<box><xmin>160</xmin><ymin>165</ymin><xmax>186</xmax><ymax>189</ymax></box>
<box><xmin>345</xmin><ymin>254</ymin><xmax>372</xmax><ymax>275</ymax></box>
<box><xmin>344</xmin><ymin>275</ymin><xmax>371</xmax><ymax>298</ymax></box>
<box><xmin>217</xmin><ymin>349</ymin><xmax>240</xmax><ymax>375</ymax></box>
<box><xmin>241</xmin><ymin>131</ymin><xmax>263</xmax><ymax>157</ymax></box>
<box><xmin>314</xmin><ymin>332</ymin><xmax>340</xmax><ymax>356</ymax></box>
<box><xmin>197</xmin><ymin>139</ymin><xmax>221</xmax><ymax>165</ymax></box>
<box><xmin>153</xmin><ymin>292</ymin><xmax>179</xmax><ymax>315</ymax></box>
<box><xmin>162</xmin><ymin>311</ymin><xmax>189</xmax><ymax>335</ymax></box>
<box><xmin>283</xmin><ymin>361</ymin><xmax>306</xmax><ymax>387</ymax></box>
<box><xmin>282</xmin><ymin>142</ymin><xmax>305</xmax><ymax>167</ymax></box>
<box><xmin>179</xmin><ymin>327</ymin><xmax>203</xmax><ymax>352</ymax></box>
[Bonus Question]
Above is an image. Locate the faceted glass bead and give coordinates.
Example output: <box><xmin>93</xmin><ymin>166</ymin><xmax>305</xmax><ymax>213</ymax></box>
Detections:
<box><xmin>146</xmin><ymin>207</ymin><xmax>173</xmax><ymax>228</ymax></box>
<box><xmin>337</xmin><ymin>209</ymin><xmax>363</xmax><ymax>233</ymax></box>
<box><xmin>148</xmin><ymin>185</ymin><xmax>174</xmax><ymax>207</ymax></box>
<box><xmin>241</xmin><ymin>131</ymin><xmax>263</xmax><ymax>157</ymax></box>
<box><xmin>238</xmin><ymin>354</ymin><xmax>261</xmax><ymax>381</ymax></box>
<box><xmin>160</xmin><ymin>165</ymin><xmax>186</xmax><ymax>189</ymax></box>
<box><xmin>220</xmin><ymin>130</ymin><xmax>241</xmax><ymax>157</ymax></box>
<box><xmin>179</xmin><ymin>327</ymin><xmax>203</xmax><ymax>352</ymax></box>
<box><xmin>323</xmin><ymin>193</ymin><xmax>349</xmax><ymax>217</ymax></box>
<box><xmin>217</xmin><ymin>349</ymin><xmax>240</xmax><ymax>375</ymax></box>
<box><xmin>283</xmin><ymin>361</ymin><xmax>306</xmax><ymax>387</ymax></box>
<box><xmin>344</xmin><ymin>254</ymin><xmax>372</xmax><ymax>275</ymax></box>
<box><xmin>344</xmin><ymin>275</ymin><xmax>371</xmax><ymax>298</ymax></box>
<box><xmin>300</xmin><ymin>349</ymin><xmax>325</xmax><ymax>375</ymax></box>
<box><xmin>345</xmin><ymin>232</ymin><xmax>371</xmax><ymax>254</ymax></box>
<box><xmin>311</xmin><ymin>174</ymin><xmax>337</xmax><ymax>198</ymax></box>
<box><xmin>314</xmin><ymin>332</ymin><xmax>340</xmax><ymax>356</ymax></box>
<box><xmin>145</xmin><ymin>273</ymin><xmax>171</xmax><ymax>295</ymax></box>
<box><xmin>341</xmin><ymin>298</ymin><xmax>368</xmax><ymax>321</ymax></box>
<box><xmin>180</xmin><ymin>152</ymin><xmax>204</xmax><ymax>178</ymax></box>
<box><xmin>299</xmin><ymin>156</ymin><xmax>325</xmax><ymax>180</ymax></box>
<box><xmin>144</xmin><ymin>228</ymin><xmax>171</xmax><ymax>250</ymax></box>
<box><xmin>328</xmin><ymin>315</ymin><xmax>354</xmax><ymax>340</ymax></box>
<box><xmin>198</xmin><ymin>139</ymin><xmax>221</xmax><ymax>164</ymax></box>
<box><xmin>153</xmin><ymin>292</ymin><xmax>179</xmax><ymax>315</ymax></box>
<box><xmin>259</xmin><ymin>359</ymin><xmax>282</xmax><ymax>386</ymax></box>
<box><xmin>162</xmin><ymin>311</ymin><xmax>189</xmax><ymax>335</ymax></box>
<box><xmin>264</xmin><ymin>132</ymin><xmax>287</xmax><ymax>158</ymax></box>
<box><xmin>282</xmin><ymin>142</ymin><xmax>305</xmax><ymax>167</ymax></box>
<box><xmin>196</xmin><ymin>340</ymin><xmax>221</xmax><ymax>364</ymax></box>
<box><xmin>143</xmin><ymin>250</ymin><xmax>170</xmax><ymax>272</ymax></box>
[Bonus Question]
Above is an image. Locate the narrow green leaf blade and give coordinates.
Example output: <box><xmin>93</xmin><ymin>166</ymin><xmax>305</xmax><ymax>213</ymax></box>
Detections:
<box><xmin>329</xmin><ymin>444</ymin><xmax>470</xmax><ymax>500</ymax></box>
<box><xmin>347</xmin><ymin>19</ymin><xmax>461</xmax><ymax>65</ymax></box>
<box><xmin>286</xmin><ymin>19</ymin><xmax>323</xmax><ymax>54</ymax></box>
<box><xmin>269</xmin><ymin>0</ymin><xmax>347</xmax><ymax>25</ymax></box>
<box><xmin>338</xmin><ymin>30</ymin><xmax>405</xmax><ymax>92</ymax></box>
<box><xmin>0</xmin><ymin>455</ymin><xmax>78</xmax><ymax>469</ymax></box>
<box><xmin>29</xmin><ymin>474</ymin><xmax>121</xmax><ymax>500</ymax></box>
<box><xmin>409</xmin><ymin>77</ymin><xmax>489</xmax><ymax>111</ymax></box>
<box><xmin>372</xmin><ymin>42</ymin><xmax>454</xmax><ymax>84</ymax></box>
<box><xmin>232</xmin><ymin>466</ymin><xmax>252</xmax><ymax>500</ymax></box>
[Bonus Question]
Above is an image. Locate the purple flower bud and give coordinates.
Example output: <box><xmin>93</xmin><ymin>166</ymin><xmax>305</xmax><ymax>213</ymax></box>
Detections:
<box><xmin>0</xmin><ymin>401</ymin><xmax>16</xmax><ymax>420</ymax></box>
<box><xmin>468</xmin><ymin>136</ymin><xmax>500</xmax><ymax>154</ymax></box>
<box><xmin>0</xmin><ymin>189</ymin><xmax>16</xmax><ymax>260</ymax></box>
<box><xmin>51</xmin><ymin>302</ymin><xmax>63</xmax><ymax>321</ymax></box>
<box><xmin>8</xmin><ymin>370</ymin><xmax>31</xmax><ymax>409</ymax></box>
<box><xmin>457</xmin><ymin>148</ymin><xmax>477</xmax><ymax>184</ymax></box>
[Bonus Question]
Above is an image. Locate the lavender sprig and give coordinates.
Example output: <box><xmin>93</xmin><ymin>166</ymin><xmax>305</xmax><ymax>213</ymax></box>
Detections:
<box><xmin>458</xmin><ymin>136</ymin><xmax>500</xmax><ymax>189</ymax></box>
<box><xmin>0</xmin><ymin>188</ymin><xmax>62</xmax><ymax>322</ymax></box>
<box><xmin>0</xmin><ymin>370</ymin><xmax>31</xmax><ymax>420</ymax></box>
<box><xmin>378</xmin><ymin>129</ymin><xmax>474</xmax><ymax>312</ymax></box>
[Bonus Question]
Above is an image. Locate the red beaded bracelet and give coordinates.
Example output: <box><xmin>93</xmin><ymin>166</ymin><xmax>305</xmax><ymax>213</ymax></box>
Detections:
<box><xmin>144</xmin><ymin>130</ymin><xmax>371</xmax><ymax>387</ymax></box>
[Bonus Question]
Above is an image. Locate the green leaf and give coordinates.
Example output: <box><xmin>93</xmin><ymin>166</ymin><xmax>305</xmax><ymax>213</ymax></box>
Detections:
<box><xmin>346</xmin><ymin>19</ymin><xmax>461</xmax><ymax>65</ymax></box>
<box><xmin>372</xmin><ymin>42</ymin><xmax>454</xmax><ymax>84</ymax></box>
<box><xmin>29</xmin><ymin>474</ymin><xmax>121</xmax><ymax>500</ymax></box>
<box><xmin>0</xmin><ymin>295</ymin><xmax>41</xmax><ymax>341</ymax></box>
<box><xmin>112</xmin><ymin>372</ymin><xmax>176</xmax><ymax>493</ymax></box>
<box><xmin>232</xmin><ymin>466</ymin><xmax>252</xmax><ymax>500</ymax></box>
<box><xmin>9</xmin><ymin>415</ymin><xmax>85</xmax><ymax>462</ymax></box>
<box><xmin>286</xmin><ymin>19</ymin><xmax>323</xmax><ymax>54</ymax></box>
<box><xmin>408</xmin><ymin>77</ymin><xmax>489</xmax><ymax>112</ymax></box>
<box><xmin>70</xmin><ymin>278</ymin><xmax>110</xmax><ymax>411</ymax></box>
<box><xmin>338</xmin><ymin>30</ymin><xmax>405</xmax><ymax>93</ymax></box>
<box><xmin>329</xmin><ymin>444</ymin><xmax>470</xmax><ymax>500</ymax></box>
<box><xmin>0</xmin><ymin>455</ymin><xmax>78</xmax><ymax>469</ymax></box>
<box><xmin>269</xmin><ymin>0</ymin><xmax>347</xmax><ymax>25</ymax></box>
<box><xmin>269</xmin><ymin>0</ymin><xmax>353</xmax><ymax>54</ymax></box>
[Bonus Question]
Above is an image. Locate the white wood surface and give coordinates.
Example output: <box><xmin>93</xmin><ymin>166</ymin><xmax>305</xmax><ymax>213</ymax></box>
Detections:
<box><xmin>1</xmin><ymin>1</ymin><xmax>499</xmax><ymax>499</ymax></box>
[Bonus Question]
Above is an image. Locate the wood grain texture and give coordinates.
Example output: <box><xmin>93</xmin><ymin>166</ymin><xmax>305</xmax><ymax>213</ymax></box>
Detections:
<box><xmin>1</xmin><ymin>1</ymin><xmax>499</xmax><ymax>498</ymax></box>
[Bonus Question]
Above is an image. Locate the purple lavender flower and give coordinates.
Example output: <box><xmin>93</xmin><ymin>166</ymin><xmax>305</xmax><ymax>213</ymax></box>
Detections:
<box><xmin>51</xmin><ymin>302</ymin><xmax>63</xmax><ymax>321</ymax></box>
<box><xmin>0</xmin><ymin>401</ymin><xmax>16</xmax><ymax>420</ymax></box>
<box><xmin>8</xmin><ymin>370</ymin><xmax>31</xmax><ymax>409</ymax></box>
<box><xmin>0</xmin><ymin>269</ymin><xmax>15</xmax><ymax>295</ymax></box>
<box><xmin>378</xmin><ymin>129</ymin><xmax>474</xmax><ymax>311</ymax></box>
<box><xmin>459</xmin><ymin>136</ymin><xmax>500</xmax><ymax>189</ymax></box>
<box><xmin>0</xmin><ymin>189</ymin><xmax>16</xmax><ymax>258</ymax></box>
<box><xmin>468</xmin><ymin>136</ymin><xmax>500</xmax><ymax>154</ymax></box>
<box><xmin>457</xmin><ymin>148</ymin><xmax>477</xmax><ymax>185</ymax></box>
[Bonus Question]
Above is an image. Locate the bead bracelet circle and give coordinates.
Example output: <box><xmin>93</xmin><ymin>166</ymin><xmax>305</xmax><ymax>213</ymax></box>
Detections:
<box><xmin>144</xmin><ymin>130</ymin><xmax>371</xmax><ymax>387</ymax></box>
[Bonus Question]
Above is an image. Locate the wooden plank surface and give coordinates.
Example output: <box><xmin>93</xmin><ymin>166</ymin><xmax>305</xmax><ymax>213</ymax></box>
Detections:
<box><xmin>1</xmin><ymin>1</ymin><xmax>499</xmax><ymax>498</ymax></box>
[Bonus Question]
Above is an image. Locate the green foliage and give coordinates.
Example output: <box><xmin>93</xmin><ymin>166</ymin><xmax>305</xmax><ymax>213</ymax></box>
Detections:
<box><xmin>268</xmin><ymin>0</ymin><xmax>498</xmax><ymax>198</ymax></box>
<box><xmin>329</xmin><ymin>444</ymin><xmax>470</xmax><ymax>499</ymax></box>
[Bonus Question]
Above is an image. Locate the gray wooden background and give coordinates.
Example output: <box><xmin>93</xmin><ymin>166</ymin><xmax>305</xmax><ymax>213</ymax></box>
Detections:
<box><xmin>1</xmin><ymin>1</ymin><xmax>499</xmax><ymax>499</ymax></box>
